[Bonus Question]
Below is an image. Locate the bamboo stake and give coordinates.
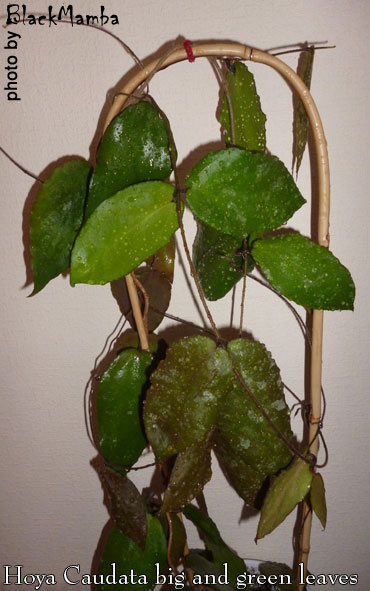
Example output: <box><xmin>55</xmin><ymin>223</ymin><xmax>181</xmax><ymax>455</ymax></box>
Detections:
<box><xmin>102</xmin><ymin>42</ymin><xmax>330</xmax><ymax>585</ymax></box>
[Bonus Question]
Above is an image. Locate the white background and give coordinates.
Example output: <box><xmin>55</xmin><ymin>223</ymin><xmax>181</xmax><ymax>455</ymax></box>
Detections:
<box><xmin>1</xmin><ymin>1</ymin><xmax>369</xmax><ymax>589</ymax></box>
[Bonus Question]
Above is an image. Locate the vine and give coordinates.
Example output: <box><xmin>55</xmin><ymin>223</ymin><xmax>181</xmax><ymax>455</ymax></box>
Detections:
<box><xmin>22</xmin><ymin>40</ymin><xmax>355</xmax><ymax>591</ymax></box>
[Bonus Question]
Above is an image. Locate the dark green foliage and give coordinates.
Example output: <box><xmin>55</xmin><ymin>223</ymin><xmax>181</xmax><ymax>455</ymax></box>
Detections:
<box><xmin>293</xmin><ymin>46</ymin><xmax>315</xmax><ymax>175</ymax></box>
<box><xmin>98</xmin><ymin>466</ymin><xmax>147</xmax><ymax>548</ymax></box>
<box><xmin>193</xmin><ymin>222</ymin><xmax>245</xmax><ymax>300</ymax></box>
<box><xmin>219</xmin><ymin>61</ymin><xmax>266</xmax><ymax>152</ymax></box>
<box><xmin>97</xmin><ymin>348</ymin><xmax>152</xmax><ymax>466</ymax></box>
<box><xmin>86</xmin><ymin>101</ymin><xmax>172</xmax><ymax>218</ymax></box>
<box><xmin>161</xmin><ymin>438</ymin><xmax>212</xmax><ymax>512</ymax></box>
<box><xmin>97</xmin><ymin>516</ymin><xmax>167</xmax><ymax>591</ymax></box>
<box><xmin>186</xmin><ymin>148</ymin><xmax>305</xmax><ymax>237</ymax></box>
<box><xmin>253</xmin><ymin>233</ymin><xmax>355</xmax><ymax>310</ymax></box>
<box><xmin>30</xmin><ymin>159</ymin><xmax>90</xmax><ymax>293</ymax></box>
<box><xmin>183</xmin><ymin>505</ymin><xmax>246</xmax><ymax>585</ymax></box>
<box><xmin>145</xmin><ymin>336</ymin><xmax>293</xmax><ymax>507</ymax></box>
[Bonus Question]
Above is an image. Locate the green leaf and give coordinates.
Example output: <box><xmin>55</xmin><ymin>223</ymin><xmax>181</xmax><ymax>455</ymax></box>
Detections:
<box><xmin>144</xmin><ymin>336</ymin><xmax>231</xmax><ymax>460</ymax></box>
<box><xmin>193</xmin><ymin>222</ymin><xmax>246</xmax><ymax>300</ymax></box>
<box><xmin>219</xmin><ymin>61</ymin><xmax>266</xmax><ymax>152</ymax></box>
<box><xmin>30</xmin><ymin>159</ymin><xmax>90</xmax><ymax>294</ymax></box>
<box><xmin>70</xmin><ymin>181</ymin><xmax>178</xmax><ymax>286</ymax></box>
<box><xmin>86</xmin><ymin>101</ymin><xmax>172</xmax><ymax>218</ymax></box>
<box><xmin>213</xmin><ymin>434</ymin><xmax>268</xmax><ymax>506</ymax></box>
<box><xmin>293</xmin><ymin>46</ymin><xmax>315</xmax><ymax>175</ymax></box>
<box><xmin>311</xmin><ymin>472</ymin><xmax>327</xmax><ymax>529</ymax></box>
<box><xmin>98</xmin><ymin>466</ymin><xmax>147</xmax><ymax>548</ymax></box>
<box><xmin>98</xmin><ymin>515</ymin><xmax>167</xmax><ymax>591</ymax></box>
<box><xmin>183</xmin><ymin>505</ymin><xmax>246</xmax><ymax>585</ymax></box>
<box><xmin>186</xmin><ymin>148</ymin><xmax>305</xmax><ymax>237</ymax></box>
<box><xmin>97</xmin><ymin>348</ymin><xmax>152</xmax><ymax>466</ymax></box>
<box><xmin>147</xmin><ymin>235</ymin><xmax>176</xmax><ymax>284</ymax></box>
<box><xmin>257</xmin><ymin>457</ymin><xmax>313</xmax><ymax>540</ymax></box>
<box><xmin>161</xmin><ymin>437</ymin><xmax>212</xmax><ymax>513</ymax></box>
<box><xmin>253</xmin><ymin>233</ymin><xmax>355</xmax><ymax>310</ymax></box>
<box><xmin>219</xmin><ymin>339</ymin><xmax>293</xmax><ymax>478</ymax></box>
<box><xmin>185</xmin><ymin>552</ymin><xmax>236</xmax><ymax>591</ymax></box>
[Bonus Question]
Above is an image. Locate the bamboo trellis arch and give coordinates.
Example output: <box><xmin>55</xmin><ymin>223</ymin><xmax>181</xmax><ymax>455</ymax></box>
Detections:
<box><xmin>103</xmin><ymin>41</ymin><xmax>330</xmax><ymax>591</ymax></box>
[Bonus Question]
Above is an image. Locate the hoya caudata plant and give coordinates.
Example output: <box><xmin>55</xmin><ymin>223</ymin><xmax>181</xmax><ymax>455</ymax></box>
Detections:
<box><xmin>29</xmin><ymin>52</ymin><xmax>354</xmax><ymax>591</ymax></box>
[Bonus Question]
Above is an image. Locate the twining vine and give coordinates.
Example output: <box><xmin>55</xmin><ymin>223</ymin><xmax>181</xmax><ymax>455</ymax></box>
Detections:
<box><xmin>8</xmin><ymin>33</ymin><xmax>354</xmax><ymax>591</ymax></box>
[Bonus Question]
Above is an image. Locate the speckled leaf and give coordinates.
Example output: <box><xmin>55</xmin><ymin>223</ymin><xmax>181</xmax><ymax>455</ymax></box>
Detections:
<box><xmin>30</xmin><ymin>159</ymin><xmax>90</xmax><ymax>294</ymax></box>
<box><xmin>293</xmin><ymin>46</ymin><xmax>314</xmax><ymax>175</ymax></box>
<box><xmin>98</xmin><ymin>466</ymin><xmax>147</xmax><ymax>548</ymax></box>
<box><xmin>257</xmin><ymin>457</ymin><xmax>313</xmax><ymax>540</ymax></box>
<box><xmin>311</xmin><ymin>472</ymin><xmax>327</xmax><ymax>529</ymax></box>
<box><xmin>185</xmin><ymin>552</ymin><xmax>235</xmax><ymax>591</ymax></box>
<box><xmin>112</xmin><ymin>269</ymin><xmax>172</xmax><ymax>332</ymax></box>
<box><xmin>217</xmin><ymin>339</ymin><xmax>293</xmax><ymax>499</ymax></box>
<box><xmin>193</xmin><ymin>222</ymin><xmax>246</xmax><ymax>300</ymax></box>
<box><xmin>86</xmin><ymin>101</ymin><xmax>172</xmax><ymax>218</ymax></box>
<box><xmin>98</xmin><ymin>515</ymin><xmax>167</xmax><ymax>591</ymax></box>
<box><xmin>219</xmin><ymin>61</ymin><xmax>266</xmax><ymax>152</ymax></box>
<box><xmin>97</xmin><ymin>348</ymin><xmax>152</xmax><ymax>466</ymax></box>
<box><xmin>161</xmin><ymin>437</ymin><xmax>212</xmax><ymax>513</ymax></box>
<box><xmin>70</xmin><ymin>181</ymin><xmax>178</xmax><ymax>285</ymax></box>
<box><xmin>213</xmin><ymin>434</ymin><xmax>268</xmax><ymax>506</ymax></box>
<box><xmin>144</xmin><ymin>336</ymin><xmax>231</xmax><ymax>460</ymax></box>
<box><xmin>186</xmin><ymin>148</ymin><xmax>305</xmax><ymax>237</ymax></box>
<box><xmin>183</xmin><ymin>505</ymin><xmax>246</xmax><ymax>585</ymax></box>
<box><xmin>253</xmin><ymin>233</ymin><xmax>355</xmax><ymax>310</ymax></box>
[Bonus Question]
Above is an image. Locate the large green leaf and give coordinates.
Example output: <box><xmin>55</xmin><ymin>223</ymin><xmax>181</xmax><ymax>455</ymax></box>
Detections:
<box><xmin>257</xmin><ymin>457</ymin><xmax>313</xmax><ymax>540</ymax></box>
<box><xmin>219</xmin><ymin>61</ymin><xmax>266</xmax><ymax>152</ymax></box>
<box><xmin>97</xmin><ymin>348</ymin><xmax>152</xmax><ymax>466</ymax></box>
<box><xmin>98</xmin><ymin>515</ymin><xmax>167</xmax><ymax>591</ymax></box>
<box><xmin>253</xmin><ymin>233</ymin><xmax>355</xmax><ymax>310</ymax></box>
<box><xmin>144</xmin><ymin>336</ymin><xmax>231</xmax><ymax>460</ymax></box>
<box><xmin>186</xmin><ymin>148</ymin><xmax>305</xmax><ymax>237</ymax></box>
<box><xmin>30</xmin><ymin>159</ymin><xmax>90</xmax><ymax>294</ymax></box>
<box><xmin>293</xmin><ymin>46</ymin><xmax>315</xmax><ymax>175</ymax></box>
<box><xmin>70</xmin><ymin>181</ymin><xmax>178</xmax><ymax>285</ymax></box>
<box><xmin>161</xmin><ymin>438</ymin><xmax>212</xmax><ymax>513</ymax></box>
<box><xmin>183</xmin><ymin>505</ymin><xmax>246</xmax><ymax>586</ymax></box>
<box><xmin>98</xmin><ymin>466</ymin><xmax>147</xmax><ymax>548</ymax></box>
<box><xmin>213</xmin><ymin>434</ymin><xmax>268</xmax><ymax>506</ymax></box>
<box><xmin>214</xmin><ymin>339</ymin><xmax>293</xmax><ymax>505</ymax></box>
<box><xmin>86</xmin><ymin>101</ymin><xmax>172</xmax><ymax>218</ymax></box>
<box><xmin>311</xmin><ymin>472</ymin><xmax>327</xmax><ymax>529</ymax></box>
<box><xmin>193</xmin><ymin>222</ymin><xmax>246</xmax><ymax>300</ymax></box>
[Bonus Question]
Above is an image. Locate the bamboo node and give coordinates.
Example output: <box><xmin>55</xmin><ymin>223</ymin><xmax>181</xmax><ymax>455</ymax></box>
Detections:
<box><xmin>309</xmin><ymin>415</ymin><xmax>322</xmax><ymax>425</ymax></box>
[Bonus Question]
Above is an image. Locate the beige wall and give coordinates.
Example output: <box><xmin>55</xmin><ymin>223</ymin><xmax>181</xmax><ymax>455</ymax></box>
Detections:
<box><xmin>1</xmin><ymin>1</ymin><xmax>369</xmax><ymax>589</ymax></box>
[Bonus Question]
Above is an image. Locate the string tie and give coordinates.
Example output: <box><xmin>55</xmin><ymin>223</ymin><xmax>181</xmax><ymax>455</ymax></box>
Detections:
<box><xmin>184</xmin><ymin>40</ymin><xmax>195</xmax><ymax>63</ymax></box>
